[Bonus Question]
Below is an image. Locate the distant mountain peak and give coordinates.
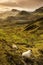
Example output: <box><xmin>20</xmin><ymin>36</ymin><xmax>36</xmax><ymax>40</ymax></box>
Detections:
<box><xmin>38</xmin><ymin>7</ymin><xmax>43</xmax><ymax>9</ymax></box>
<box><xmin>17</xmin><ymin>10</ymin><xmax>30</xmax><ymax>16</ymax></box>
<box><xmin>11</xmin><ymin>9</ymin><xmax>19</xmax><ymax>12</ymax></box>
<box><xmin>35</xmin><ymin>7</ymin><xmax>43</xmax><ymax>13</ymax></box>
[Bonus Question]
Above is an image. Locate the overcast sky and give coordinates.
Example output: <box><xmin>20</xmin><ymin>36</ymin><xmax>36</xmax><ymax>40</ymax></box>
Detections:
<box><xmin>0</xmin><ymin>0</ymin><xmax>43</xmax><ymax>11</ymax></box>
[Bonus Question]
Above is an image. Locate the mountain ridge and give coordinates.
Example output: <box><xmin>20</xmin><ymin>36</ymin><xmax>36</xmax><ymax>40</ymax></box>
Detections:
<box><xmin>0</xmin><ymin>7</ymin><xmax>43</xmax><ymax>33</ymax></box>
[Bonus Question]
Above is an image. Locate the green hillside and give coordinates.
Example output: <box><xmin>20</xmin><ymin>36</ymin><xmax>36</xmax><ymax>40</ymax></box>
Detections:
<box><xmin>0</xmin><ymin>7</ymin><xmax>43</xmax><ymax>65</ymax></box>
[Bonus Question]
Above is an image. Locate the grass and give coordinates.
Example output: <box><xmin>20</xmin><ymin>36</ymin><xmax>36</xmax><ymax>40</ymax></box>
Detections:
<box><xmin>0</xmin><ymin>25</ymin><xmax>43</xmax><ymax>65</ymax></box>
<box><xmin>0</xmin><ymin>9</ymin><xmax>43</xmax><ymax>65</ymax></box>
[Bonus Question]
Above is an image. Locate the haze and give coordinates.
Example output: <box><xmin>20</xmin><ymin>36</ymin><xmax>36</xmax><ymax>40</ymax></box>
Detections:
<box><xmin>0</xmin><ymin>0</ymin><xmax>43</xmax><ymax>12</ymax></box>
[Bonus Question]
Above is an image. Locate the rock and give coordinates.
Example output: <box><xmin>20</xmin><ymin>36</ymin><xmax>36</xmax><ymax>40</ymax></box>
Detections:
<box><xmin>22</xmin><ymin>50</ymin><xmax>32</xmax><ymax>58</ymax></box>
<box><xmin>12</xmin><ymin>44</ymin><xmax>18</xmax><ymax>50</ymax></box>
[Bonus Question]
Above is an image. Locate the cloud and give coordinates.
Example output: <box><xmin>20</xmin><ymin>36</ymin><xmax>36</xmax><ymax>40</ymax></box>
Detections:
<box><xmin>0</xmin><ymin>0</ymin><xmax>9</xmax><ymax>3</ymax></box>
<box><xmin>16</xmin><ymin>0</ymin><xmax>43</xmax><ymax>8</ymax></box>
<box><xmin>0</xmin><ymin>0</ymin><xmax>43</xmax><ymax>10</ymax></box>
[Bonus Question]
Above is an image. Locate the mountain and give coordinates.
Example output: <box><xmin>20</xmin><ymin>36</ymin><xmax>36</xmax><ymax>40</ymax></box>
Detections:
<box><xmin>0</xmin><ymin>7</ymin><xmax>43</xmax><ymax>32</ymax></box>
<box><xmin>35</xmin><ymin>7</ymin><xmax>43</xmax><ymax>13</ymax></box>
<box><xmin>24</xmin><ymin>7</ymin><xmax>43</xmax><ymax>33</ymax></box>
<box><xmin>0</xmin><ymin>7</ymin><xmax>43</xmax><ymax>65</ymax></box>
<box><xmin>17</xmin><ymin>10</ymin><xmax>30</xmax><ymax>15</ymax></box>
<box><xmin>0</xmin><ymin>9</ymin><xmax>20</xmax><ymax>19</ymax></box>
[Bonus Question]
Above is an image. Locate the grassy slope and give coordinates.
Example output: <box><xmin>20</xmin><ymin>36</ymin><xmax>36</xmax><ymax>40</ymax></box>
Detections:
<box><xmin>0</xmin><ymin>8</ymin><xmax>43</xmax><ymax>65</ymax></box>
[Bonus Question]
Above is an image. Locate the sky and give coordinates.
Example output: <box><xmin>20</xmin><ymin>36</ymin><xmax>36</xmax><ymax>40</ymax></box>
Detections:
<box><xmin>0</xmin><ymin>0</ymin><xmax>43</xmax><ymax>12</ymax></box>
